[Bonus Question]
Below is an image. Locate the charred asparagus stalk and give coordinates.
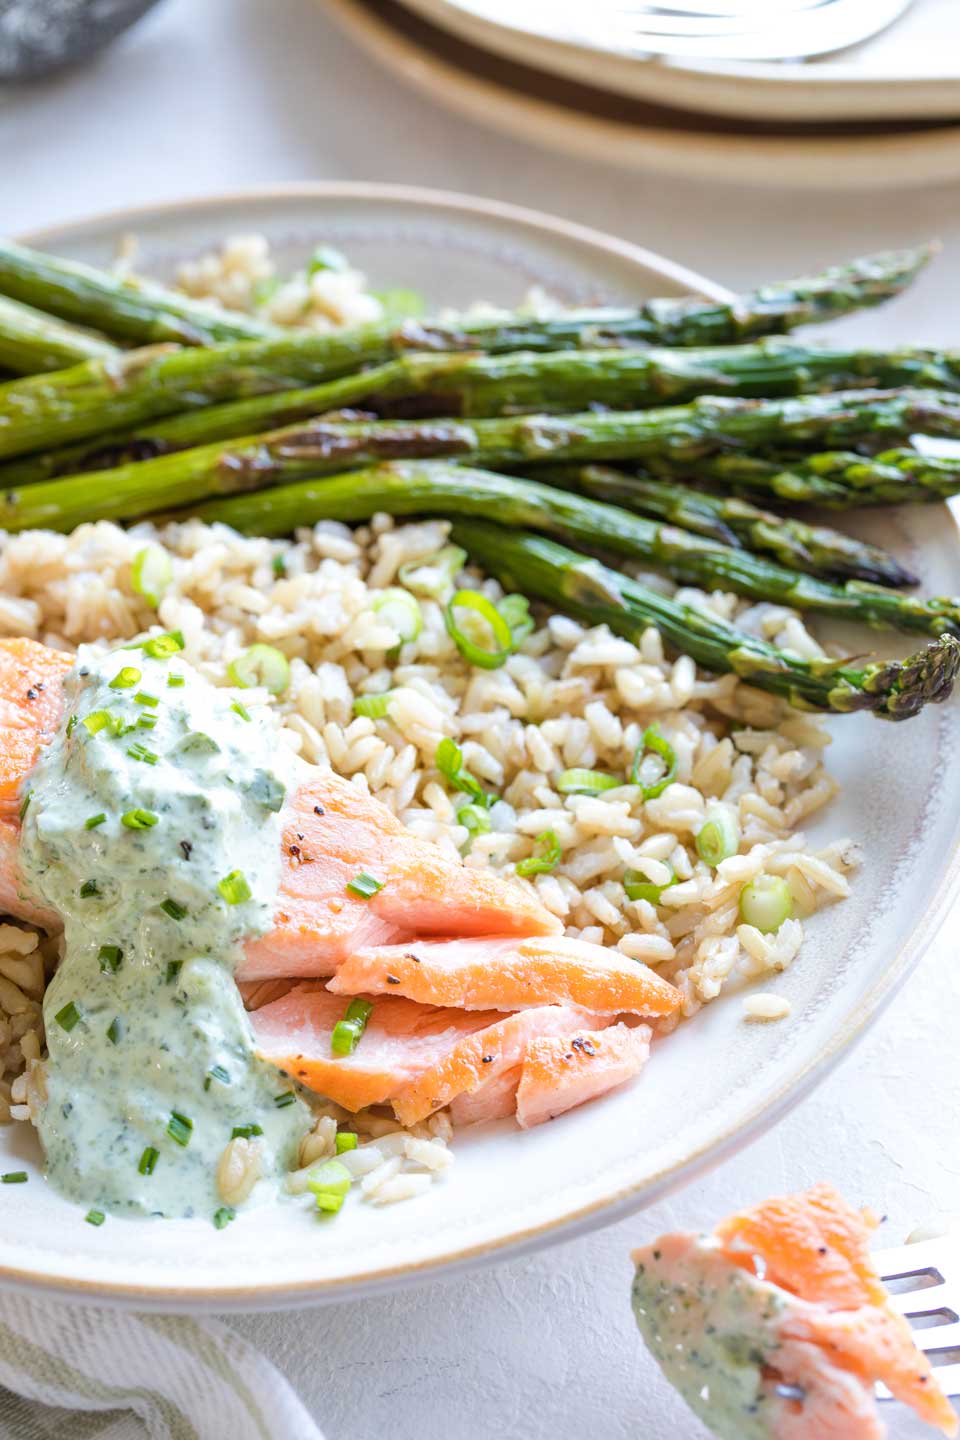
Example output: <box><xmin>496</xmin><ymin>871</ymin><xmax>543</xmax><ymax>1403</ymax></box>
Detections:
<box><xmin>449</xmin><ymin>522</ymin><xmax>960</xmax><ymax>721</ymax></box>
<box><xmin>649</xmin><ymin>447</ymin><xmax>960</xmax><ymax>508</ymax></box>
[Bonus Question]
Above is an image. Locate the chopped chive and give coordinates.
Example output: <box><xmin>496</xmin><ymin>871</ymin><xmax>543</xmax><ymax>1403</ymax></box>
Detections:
<box><xmin>217</xmin><ymin>870</ymin><xmax>252</xmax><ymax>905</ymax></box>
<box><xmin>79</xmin><ymin>879</ymin><xmax>100</xmax><ymax>899</ymax></box>
<box><xmin>516</xmin><ymin>829</ymin><xmax>562</xmax><ymax>878</ymax></box>
<box><xmin>213</xmin><ymin>1205</ymin><xmax>236</xmax><ymax>1230</ymax></box>
<box><xmin>142</xmin><ymin>630</ymin><xmax>185</xmax><ymax>660</ymax></box>
<box><xmin>346</xmin><ymin>872</ymin><xmax>384</xmax><ymax>900</ymax></box>
<box><xmin>106</xmin><ymin>1017</ymin><xmax>123</xmax><ymax>1045</ymax></box>
<box><xmin>81</xmin><ymin>710</ymin><xmax>118</xmax><ymax>737</ymax></box>
<box><xmin>109</xmin><ymin>666</ymin><xmax>141</xmax><ymax>690</ymax></box>
<box><xmin>335</xmin><ymin>1132</ymin><xmax>358</xmax><ymax>1154</ymax></box>
<box><xmin>85</xmin><ymin>813</ymin><xmax>106</xmax><ymax>830</ymax></box>
<box><xmin>165</xmin><ymin>960</ymin><xmax>183</xmax><ymax>984</ymax></box>
<box><xmin>121</xmin><ymin>808</ymin><xmax>159</xmax><ymax>830</ymax></box>
<box><xmin>18</xmin><ymin>792</ymin><xmax>30</xmax><ymax>821</ymax></box>
<box><xmin>632</xmin><ymin>725</ymin><xmax>678</xmax><ymax>801</ymax></box>
<box><xmin>127</xmin><ymin>742</ymin><xmax>159</xmax><ymax>765</ymax></box>
<box><xmin>66</xmin><ymin>714</ymin><xmax>78</xmax><ymax>737</ymax></box>
<box><xmin>271</xmin><ymin>554</ymin><xmax>287</xmax><ymax>578</ymax></box>
<box><xmin>231</xmin><ymin>1123</ymin><xmax>263</xmax><ymax>1140</ymax></box>
<box><xmin>167</xmin><ymin>1111</ymin><xmax>193</xmax><ymax>1147</ymax></box>
<box><xmin>160</xmin><ymin>899</ymin><xmax>187</xmax><ymax>921</ymax></box>
<box><xmin>98</xmin><ymin>944</ymin><xmax>123</xmax><ymax>973</ymax></box>
<box><xmin>1</xmin><ymin>1171</ymin><xmax>27</xmax><ymax>1184</ymax></box>
<box><xmin>204</xmin><ymin>1064</ymin><xmax>230</xmax><ymax>1091</ymax></box>
<box><xmin>138</xmin><ymin>1146</ymin><xmax>159</xmax><ymax>1176</ymax></box>
<box><xmin>85</xmin><ymin>1209</ymin><xmax>106</xmax><ymax>1226</ymax></box>
<box><xmin>274</xmin><ymin>1091</ymin><xmax>296</xmax><ymax>1108</ymax></box>
<box><xmin>230</xmin><ymin>701</ymin><xmax>251</xmax><ymax>722</ymax></box>
<box><xmin>54</xmin><ymin>1001</ymin><xmax>81</xmax><ymax>1032</ymax></box>
<box><xmin>167</xmin><ymin>674</ymin><xmax>185</xmax><ymax>688</ymax></box>
<box><xmin>134</xmin><ymin>690</ymin><xmax>159</xmax><ymax>707</ymax></box>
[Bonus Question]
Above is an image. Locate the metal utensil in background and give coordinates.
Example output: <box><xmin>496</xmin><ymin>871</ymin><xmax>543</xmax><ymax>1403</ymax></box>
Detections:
<box><xmin>875</xmin><ymin>1236</ymin><xmax>960</xmax><ymax>1403</ymax></box>
<box><xmin>0</xmin><ymin>0</ymin><xmax>165</xmax><ymax>79</ymax></box>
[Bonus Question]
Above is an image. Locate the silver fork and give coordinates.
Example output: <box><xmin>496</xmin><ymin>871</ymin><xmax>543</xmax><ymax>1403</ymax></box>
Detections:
<box><xmin>875</xmin><ymin>1236</ymin><xmax>960</xmax><ymax>1402</ymax></box>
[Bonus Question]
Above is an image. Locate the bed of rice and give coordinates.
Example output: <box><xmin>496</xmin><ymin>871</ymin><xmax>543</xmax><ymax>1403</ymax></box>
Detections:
<box><xmin>0</xmin><ymin>237</ymin><xmax>859</xmax><ymax>1206</ymax></box>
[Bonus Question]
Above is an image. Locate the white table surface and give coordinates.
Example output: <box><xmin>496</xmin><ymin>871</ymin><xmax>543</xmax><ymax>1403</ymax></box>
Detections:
<box><xmin>3</xmin><ymin>2</ymin><xmax>960</xmax><ymax>1435</ymax></box>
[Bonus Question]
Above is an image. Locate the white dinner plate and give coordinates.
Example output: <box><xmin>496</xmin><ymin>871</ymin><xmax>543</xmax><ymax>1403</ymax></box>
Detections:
<box><xmin>1</xmin><ymin>183</ymin><xmax>959</xmax><ymax>1311</ymax></box>
<box><xmin>392</xmin><ymin>0</ymin><xmax>960</xmax><ymax>122</ymax></box>
<box><xmin>321</xmin><ymin>0</ymin><xmax>960</xmax><ymax>191</ymax></box>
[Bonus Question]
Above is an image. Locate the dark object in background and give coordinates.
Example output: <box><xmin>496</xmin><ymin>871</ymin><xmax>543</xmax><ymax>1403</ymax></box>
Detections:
<box><xmin>0</xmin><ymin>0</ymin><xmax>164</xmax><ymax>79</ymax></box>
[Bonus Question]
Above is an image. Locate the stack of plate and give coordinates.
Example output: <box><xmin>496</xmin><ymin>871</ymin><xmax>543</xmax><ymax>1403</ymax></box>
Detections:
<box><xmin>322</xmin><ymin>0</ymin><xmax>960</xmax><ymax>189</ymax></box>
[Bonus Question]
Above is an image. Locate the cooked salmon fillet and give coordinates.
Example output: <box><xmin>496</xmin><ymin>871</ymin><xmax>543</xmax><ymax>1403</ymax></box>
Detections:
<box><xmin>326</xmin><ymin>935</ymin><xmax>680</xmax><ymax>1017</ymax></box>
<box><xmin>632</xmin><ymin>1184</ymin><xmax>958</xmax><ymax>1440</ymax></box>
<box><xmin>249</xmin><ymin>983</ymin><xmax>604</xmax><ymax>1123</ymax></box>
<box><xmin>0</xmin><ymin>639</ymin><xmax>561</xmax><ymax>967</ymax></box>
<box><xmin>515</xmin><ymin>1023</ymin><xmax>652</xmax><ymax>1129</ymax></box>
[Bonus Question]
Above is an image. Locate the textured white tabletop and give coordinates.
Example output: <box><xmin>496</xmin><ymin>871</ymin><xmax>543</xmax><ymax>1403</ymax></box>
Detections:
<box><xmin>3</xmin><ymin>2</ymin><xmax>960</xmax><ymax>1435</ymax></box>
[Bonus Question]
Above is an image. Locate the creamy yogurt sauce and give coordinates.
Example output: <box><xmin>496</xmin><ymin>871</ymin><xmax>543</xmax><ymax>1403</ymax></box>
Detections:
<box><xmin>19</xmin><ymin>638</ymin><xmax>309</xmax><ymax>1218</ymax></box>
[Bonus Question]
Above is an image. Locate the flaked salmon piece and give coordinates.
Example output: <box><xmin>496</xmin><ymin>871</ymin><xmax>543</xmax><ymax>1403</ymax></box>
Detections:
<box><xmin>447</xmin><ymin>1063</ymin><xmax>524</xmax><ymax>1127</ymax></box>
<box><xmin>249</xmin><ymin>983</ymin><xmax>608</xmax><ymax>1124</ymax></box>
<box><xmin>631</xmin><ymin>1185</ymin><xmax>958</xmax><ymax>1440</ymax></box>
<box><xmin>326</xmin><ymin>934</ymin><xmax>680</xmax><ymax>1017</ymax></box>
<box><xmin>515</xmin><ymin>1023</ymin><xmax>652</xmax><ymax>1129</ymax></box>
<box><xmin>0</xmin><ymin>641</ymin><xmax>560</xmax><ymax>966</ymax></box>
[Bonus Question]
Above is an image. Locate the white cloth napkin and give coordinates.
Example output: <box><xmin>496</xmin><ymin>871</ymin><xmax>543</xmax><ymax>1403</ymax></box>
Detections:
<box><xmin>0</xmin><ymin>1291</ymin><xmax>323</xmax><ymax>1440</ymax></box>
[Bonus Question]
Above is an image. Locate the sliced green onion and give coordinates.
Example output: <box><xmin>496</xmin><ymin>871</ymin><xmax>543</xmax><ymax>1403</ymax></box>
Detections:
<box><xmin>231</xmin><ymin>701</ymin><xmax>252</xmax><ymax>722</ymax></box>
<box><xmin>126</xmin><ymin>742</ymin><xmax>159</xmax><ymax>765</ymax></box>
<box><xmin>66</xmin><ymin>714</ymin><xmax>78</xmax><ymax>736</ymax></box>
<box><xmin>307</xmin><ymin>1159</ymin><xmax>352</xmax><ymax>1214</ymax></box>
<box><xmin>231</xmin><ymin>1123</ymin><xmax>263</xmax><ymax>1140</ymax></box>
<box><xmin>131</xmin><ymin>545</ymin><xmax>172</xmax><ymax>608</ymax></box>
<box><xmin>167</xmin><ymin>1111</ymin><xmax>193</xmax><ymax>1147</ymax></box>
<box><xmin>632</xmin><ymin>725</ymin><xmax>678</xmax><ymax>800</ymax></box>
<box><xmin>695</xmin><ymin>807</ymin><xmax>740</xmax><ymax>868</ymax></box>
<box><xmin>160</xmin><ymin>898</ymin><xmax>187</xmax><ymax>921</ymax></box>
<box><xmin>1</xmin><ymin>1172</ymin><xmax>27</xmax><ymax>1184</ymax></box>
<box><xmin>457</xmin><ymin>803</ymin><xmax>492</xmax><ymax>841</ymax></box>
<box><xmin>142</xmin><ymin>630</ymin><xmax>185</xmax><ymax>660</ymax></box>
<box><xmin>435</xmin><ymin>736</ymin><xmax>487</xmax><ymax>807</ymax></box>
<box><xmin>55</xmin><ymin>1000</ymin><xmax>81</xmax><ymax>1031</ymax></box>
<box><xmin>335</xmin><ymin>1132</ymin><xmax>358</xmax><ymax>1154</ymax></box>
<box><xmin>516</xmin><ymin>830</ymin><xmax>562</xmax><ymax>878</ymax></box>
<box><xmin>556</xmin><ymin>768</ymin><xmax>620</xmax><ymax>796</ymax></box>
<box><xmin>623</xmin><ymin>863</ymin><xmax>675</xmax><ymax>906</ymax></box>
<box><xmin>136</xmin><ymin>714</ymin><xmax>158</xmax><ymax>731</ymax></box>
<box><xmin>331</xmin><ymin>998</ymin><xmax>373</xmax><ymax>1056</ymax></box>
<box><xmin>205</xmin><ymin>1064</ymin><xmax>230</xmax><ymax>1091</ymax></box>
<box><xmin>121</xmin><ymin>808</ymin><xmax>159</xmax><ymax>830</ymax></box>
<box><xmin>228</xmin><ymin>643</ymin><xmax>290</xmax><ymax>696</ymax></box>
<box><xmin>739</xmin><ymin>875</ymin><xmax>793</xmax><ymax>934</ymax></box>
<box><xmin>271</xmin><ymin>554</ymin><xmax>287</xmax><ymax>578</ymax></box>
<box><xmin>246</xmin><ymin>770</ymin><xmax>285</xmax><ymax>813</ymax></box>
<box><xmin>398</xmin><ymin>544</ymin><xmax>467</xmax><ymax>598</ymax></box>
<box><xmin>346</xmin><ymin>872</ymin><xmax>384</xmax><ymax>900</ymax></box>
<box><xmin>109</xmin><ymin>666</ymin><xmax>141</xmax><ymax>691</ymax></box>
<box><xmin>218</xmin><ymin>870</ymin><xmax>252</xmax><ymax>905</ymax></box>
<box><xmin>85</xmin><ymin>1209</ymin><xmax>106</xmax><ymax>1226</ymax></box>
<box><xmin>308</xmin><ymin>244</ymin><xmax>349</xmax><ymax>275</ymax></box>
<box><xmin>134</xmin><ymin>691</ymin><xmax>159</xmax><ymax>707</ymax></box>
<box><xmin>79</xmin><ymin>880</ymin><xmax>100</xmax><ymax>899</ymax></box>
<box><xmin>81</xmin><ymin>710</ymin><xmax>118</xmax><ymax>737</ymax></box>
<box><xmin>213</xmin><ymin>1205</ymin><xmax>236</xmax><ymax>1230</ymax></box>
<box><xmin>98</xmin><ymin>944</ymin><xmax>123</xmax><ymax>974</ymax></box>
<box><xmin>138</xmin><ymin>1146</ymin><xmax>159</xmax><ymax>1176</ymax></box>
<box><xmin>84</xmin><ymin>813</ymin><xmax>106</xmax><ymax>830</ymax></box>
<box><xmin>167</xmin><ymin>673</ymin><xmax>185</xmax><ymax>688</ymax></box>
<box><xmin>445</xmin><ymin>588</ymin><xmax>514</xmax><ymax>670</ymax></box>
<box><xmin>106</xmin><ymin>1017</ymin><xmax>123</xmax><ymax>1045</ymax></box>
<box><xmin>499</xmin><ymin>592</ymin><xmax>535</xmax><ymax>644</ymax></box>
<box><xmin>18</xmin><ymin>792</ymin><xmax>30</xmax><ymax>822</ymax></box>
<box><xmin>165</xmin><ymin>960</ymin><xmax>183</xmax><ymax>984</ymax></box>
<box><xmin>372</xmin><ymin>286</ymin><xmax>426</xmax><ymax>322</ymax></box>
<box><xmin>273</xmin><ymin>1091</ymin><xmax>296</xmax><ymax>1109</ymax></box>
<box><xmin>252</xmin><ymin>275</ymin><xmax>282</xmax><ymax>307</ymax></box>
<box><xmin>352</xmin><ymin>691</ymin><xmax>394</xmax><ymax>720</ymax></box>
<box><xmin>371</xmin><ymin>588</ymin><xmax>423</xmax><ymax>645</ymax></box>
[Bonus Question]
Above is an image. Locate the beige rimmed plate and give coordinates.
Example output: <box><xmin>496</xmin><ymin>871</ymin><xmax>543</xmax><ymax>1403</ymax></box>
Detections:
<box><xmin>1</xmin><ymin>182</ymin><xmax>959</xmax><ymax>1312</ymax></box>
<box><xmin>321</xmin><ymin>0</ymin><xmax>960</xmax><ymax>191</ymax></box>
